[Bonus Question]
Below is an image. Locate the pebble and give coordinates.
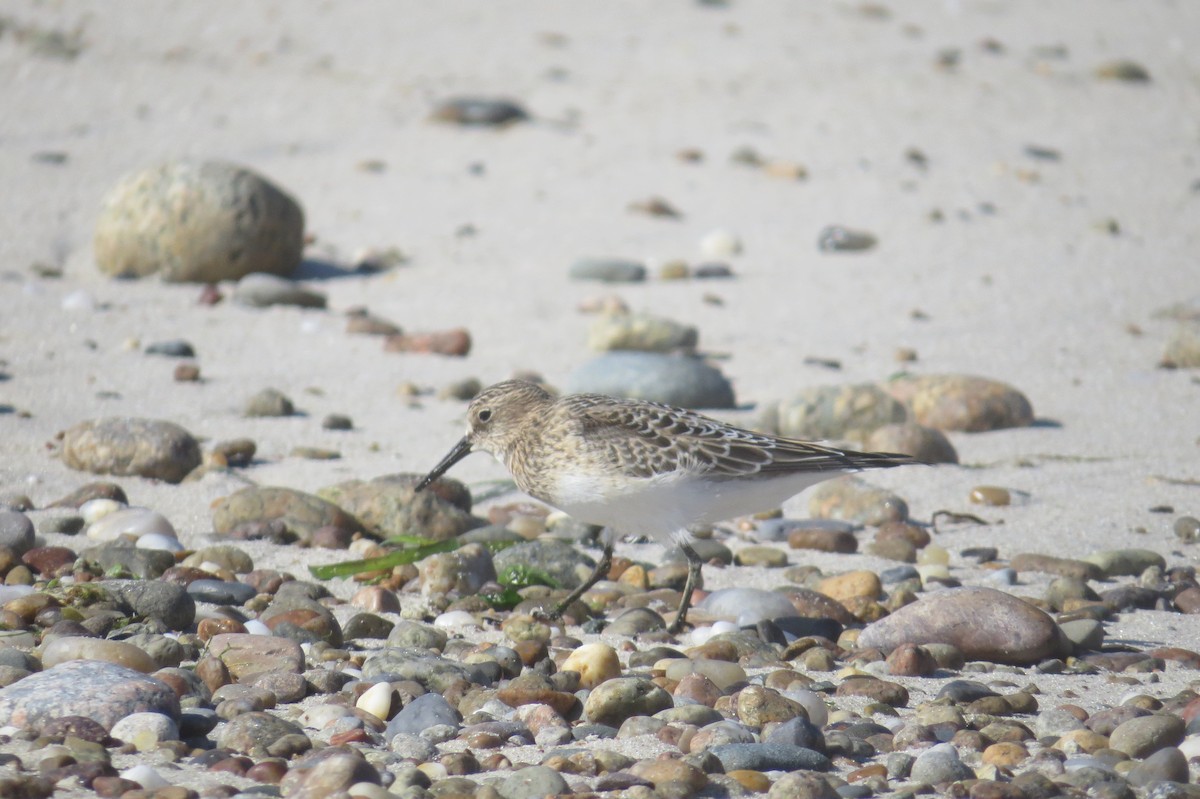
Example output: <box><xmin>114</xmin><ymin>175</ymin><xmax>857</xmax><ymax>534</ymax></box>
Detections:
<box><xmin>787</xmin><ymin>525</ymin><xmax>858</xmax><ymax>554</ymax></box>
<box><xmin>317</xmin><ymin>474</ymin><xmax>476</xmax><ymax>541</ymax></box>
<box><xmin>588</xmin><ymin>311</ymin><xmax>698</xmax><ymax>353</ymax></box>
<box><xmin>584</xmin><ymin>677</ymin><xmax>673</xmax><ymax>726</ymax></box>
<box><xmin>232</xmin><ymin>272</ymin><xmax>326</xmax><ymax>308</ymax></box>
<box><xmin>566</xmin><ymin>351</ymin><xmax>736</xmax><ymax>408</ymax></box>
<box><xmin>497</xmin><ymin>765</ymin><xmax>568</xmax><ymax>799</ymax></box>
<box><xmin>568</xmin><ymin>257</ymin><xmax>647</xmax><ymax>283</ymax></box>
<box><xmin>1162</xmin><ymin>321</ymin><xmax>1200</xmax><ymax>367</ymax></box>
<box><xmin>207</xmin><ymin>633</ymin><xmax>304</xmax><ymax>680</ymax></box>
<box><xmin>807</xmin><ymin>476</ymin><xmax>909</xmax><ymax>525</ymax></box>
<box><xmin>216</xmin><ymin>711</ymin><xmax>309</xmax><ymax>756</ymax></box>
<box><xmin>857</xmin><ymin>586</ymin><xmax>1070</xmax><ymax>665</ymax></box>
<box><xmin>61</xmin><ymin>418</ymin><xmax>202</xmax><ymax>483</ymax></box>
<box><xmin>1085</xmin><ymin>548</ymin><xmax>1166</xmax><ymax>577</ymax></box>
<box><xmin>42</xmin><ymin>636</ymin><xmax>158</xmax><ymax>672</ymax></box>
<box><xmin>699</xmin><ymin>228</ymin><xmax>743</xmax><ymax>258</ymax></box>
<box><xmin>700</xmin><ymin>587</ymin><xmax>797</xmax><ymax>625</ymax></box>
<box><xmin>710</xmin><ymin>742</ymin><xmax>831</xmax><ymax>772</ymax></box>
<box><xmin>120</xmin><ymin>764</ymin><xmax>170</xmax><ymax>790</ymax></box>
<box><xmin>910</xmin><ymin>743</ymin><xmax>976</xmax><ymax>785</ymax></box>
<box><xmin>244</xmin><ymin>388</ymin><xmax>295</xmax><ymax>417</ymax></box>
<box><xmin>0</xmin><ymin>659</ymin><xmax>179</xmax><ymax>731</ymax></box>
<box><xmin>0</xmin><ymin>510</ymin><xmax>35</xmax><ymax>556</ymax></box>
<box><xmin>969</xmin><ymin>485</ymin><xmax>1011</xmax><ymax>506</ymax></box>
<box><xmin>144</xmin><ymin>339</ymin><xmax>195</xmax><ymax>357</ymax></box>
<box><xmin>1012</xmin><ymin>552</ymin><xmax>1102</xmax><ymax>581</ymax></box>
<box><xmin>93</xmin><ymin>161</ymin><xmax>304</xmax><ymax>282</ymax></box>
<box><xmin>884</xmin><ymin>373</ymin><xmax>1034</xmax><ymax>432</ymax></box>
<box><xmin>817</xmin><ymin>225</ymin><xmax>877</xmax><ymax>252</ymax></box>
<box><xmin>86</xmin><ymin>506</ymin><xmax>177</xmax><ymax>542</ymax></box>
<box><xmin>1174</xmin><ymin>515</ymin><xmax>1200</xmax><ymax>542</ymax></box>
<box><xmin>212</xmin><ymin>486</ymin><xmax>363</xmax><ymax>541</ymax></box>
<box><xmin>560</xmin><ymin>642</ymin><xmax>621</xmax><ymax>688</ymax></box>
<box><xmin>430</xmin><ymin>96</ymin><xmax>528</xmax><ymax>126</ymax></box>
<box><xmin>383</xmin><ymin>328</ymin><xmax>472</xmax><ymax>356</ymax></box>
<box><xmin>110</xmin><ymin>712</ymin><xmax>180</xmax><ymax>749</ymax></box>
<box><xmin>1108</xmin><ymin>714</ymin><xmax>1185</xmax><ymax>757</ymax></box>
<box><xmin>865</xmin><ymin>423</ymin><xmax>958</xmax><ymax>464</ymax></box>
<box><xmin>1095</xmin><ymin>59</ymin><xmax>1152</xmax><ymax>82</ymax></box>
<box><xmin>760</xmin><ymin>383</ymin><xmax>908</xmax><ymax>440</ymax></box>
<box><xmin>186</xmin><ymin>579</ymin><xmax>258</xmax><ymax>605</ymax></box>
<box><xmin>386</xmin><ymin>692</ymin><xmax>460</xmax><ymax>738</ymax></box>
<box><xmin>1126</xmin><ymin>747</ymin><xmax>1189</xmax><ymax>786</ymax></box>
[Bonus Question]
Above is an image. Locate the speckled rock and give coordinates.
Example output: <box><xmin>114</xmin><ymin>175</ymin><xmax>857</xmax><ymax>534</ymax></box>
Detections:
<box><xmin>244</xmin><ymin>388</ymin><xmax>295</xmax><ymax>417</ymax></box>
<box><xmin>911</xmin><ymin>743</ymin><xmax>976</xmax><ymax>785</ymax></box>
<box><xmin>588</xmin><ymin>311</ymin><xmax>698</xmax><ymax>353</ymax></box>
<box><xmin>317</xmin><ymin>474</ymin><xmax>477</xmax><ymax>541</ymax></box>
<box><xmin>61</xmin><ymin>418</ymin><xmax>202</xmax><ymax>484</ymax></box>
<box><xmin>584</xmin><ymin>677</ymin><xmax>673</xmax><ymax>726</ymax></box>
<box><xmin>207</xmin><ymin>633</ymin><xmax>304</xmax><ymax>680</ymax></box>
<box><xmin>883</xmin><ymin>374</ymin><xmax>1033</xmax><ymax>432</ymax></box>
<box><xmin>216</xmin><ymin>711</ymin><xmax>310</xmax><ymax>757</ymax></box>
<box><xmin>565</xmin><ymin>351</ymin><xmax>736</xmax><ymax>408</ymax></box>
<box><xmin>212</xmin><ymin>486</ymin><xmax>362</xmax><ymax>541</ymax></box>
<box><xmin>94</xmin><ymin>161</ymin><xmax>304</xmax><ymax>282</ymax></box>
<box><xmin>866</xmin><ymin>423</ymin><xmax>958</xmax><ymax>464</ymax></box>
<box><xmin>279</xmin><ymin>746</ymin><xmax>380</xmax><ymax>799</ymax></box>
<box><xmin>807</xmin><ymin>476</ymin><xmax>908</xmax><ymax>525</ymax></box>
<box><xmin>760</xmin><ymin>383</ymin><xmax>908</xmax><ymax>440</ymax></box>
<box><xmin>0</xmin><ymin>660</ymin><xmax>179</xmax><ymax>731</ymax></box>
<box><xmin>857</xmin><ymin>587</ymin><xmax>1070</xmax><ymax>665</ymax></box>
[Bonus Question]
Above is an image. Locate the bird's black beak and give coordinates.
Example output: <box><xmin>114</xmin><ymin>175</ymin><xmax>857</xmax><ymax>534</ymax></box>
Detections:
<box><xmin>415</xmin><ymin>436</ymin><xmax>473</xmax><ymax>492</ymax></box>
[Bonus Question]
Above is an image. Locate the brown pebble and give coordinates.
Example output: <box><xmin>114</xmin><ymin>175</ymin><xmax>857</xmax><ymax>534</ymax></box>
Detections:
<box><xmin>383</xmin><ymin>328</ymin><xmax>471</xmax><ymax>356</ymax></box>
<box><xmin>22</xmin><ymin>546</ymin><xmax>77</xmax><ymax>577</ymax></box>
<box><xmin>244</xmin><ymin>760</ymin><xmax>287</xmax><ymax>783</ymax></box>
<box><xmin>173</xmin><ymin>363</ymin><xmax>201</xmax><ymax>382</ymax></box>
<box><xmin>197</xmin><ymin>618</ymin><xmax>248</xmax><ymax>641</ymax></box>
<box><xmin>886</xmin><ymin>643</ymin><xmax>939</xmax><ymax>677</ymax></box>
<box><xmin>788</xmin><ymin>527</ymin><xmax>857</xmax><ymax>554</ymax></box>
<box><xmin>970</xmin><ymin>485</ymin><xmax>1011</xmax><ymax>506</ymax></box>
<box><xmin>210</xmin><ymin>439</ymin><xmax>256</xmax><ymax>468</ymax></box>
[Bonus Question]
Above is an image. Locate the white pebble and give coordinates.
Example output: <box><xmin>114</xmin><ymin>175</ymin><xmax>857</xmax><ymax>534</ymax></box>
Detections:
<box><xmin>784</xmin><ymin>688</ymin><xmax>830</xmax><ymax>726</ymax></box>
<box><xmin>433</xmin><ymin>610</ymin><xmax>478</xmax><ymax>629</ymax></box>
<box><xmin>136</xmin><ymin>533</ymin><xmax>184</xmax><ymax>552</ymax></box>
<box><xmin>355</xmin><ymin>682</ymin><xmax>394</xmax><ymax>721</ymax></box>
<box><xmin>243</xmin><ymin>620</ymin><xmax>272</xmax><ymax>636</ymax></box>
<box><xmin>348</xmin><ymin>784</ymin><xmax>392</xmax><ymax>799</ymax></box>
<box><xmin>80</xmin><ymin>498</ymin><xmax>124</xmax><ymax>524</ymax></box>
<box><xmin>1178</xmin><ymin>734</ymin><xmax>1200</xmax><ymax>760</ymax></box>
<box><xmin>0</xmin><ymin>585</ymin><xmax>35</xmax><ymax>603</ymax></box>
<box><xmin>917</xmin><ymin>563</ymin><xmax>951</xmax><ymax>582</ymax></box>
<box><xmin>699</xmin><ymin>228</ymin><xmax>742</xmax><ymax>258</ymax></box>
<box><xmin>300</xmin><ymin>703</ymin><xmax>355</xmax><ymax>729</ymax></box>
<box><xmin>87</xmin><ymin>507</ymin><xmax>176</xmax><ymax>542</ymax></box>
<box><xmin>120</xmin><ymin>765</ymin><xmax>169</xmax><ymax>790</ymax></box>
<box><xmin>61</xmin><ymin>289</ymin><xmax>97</xmax><ymax>312</ymax></box>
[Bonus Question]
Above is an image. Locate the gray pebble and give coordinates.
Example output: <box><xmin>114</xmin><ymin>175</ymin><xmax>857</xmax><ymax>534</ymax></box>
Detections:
<box><xmin>710</xmin><ymin>742</ymin><xmax>831</xmax><ymax>772</ymax></box>
<box><xmin>497</xmin><ymin>765</ymin><xmax>568</xmax><ymax>799</ymax></box>
<box><xmin>186</xmin><ymin>579</ymin><xmax>257</xmax><ymax>605</ymax></box>
<box><xmin>245</xmin><ymin>388</ymin><xmax>295</xmax><ymax>417</ymax></box>
<box><xmin>817</xmin><ymin>225</ymin><xmax>877</xmax><ymax>252</ymax></box>
<box><xmin>431</xmin><ymin>97</ymin><xmax>528</xmax><ymax>126</ymax></box>
<box><xmin>104</xmin><ymin>579</ymin><xmax>195</xmax><ymax>631</ymax></box>
<box><xmin>492</xmin><ymin>540</ymin><xmax>597</xmax><ymax>590</ymax></box>
<box><xmin>80</xmin><ymin>544</ymin><xmax>175</xmax><ymax>579</ymax></box>
<box><xmin>233</xmin><ymin>272</ymin><xmax>326</xmax><ymax>309</ymax></box>
<box><xmin>1060</xmin><ymin>618</ymin><xmax>1105</xmax><ymax>651</ymax></box>
<box><xmin>217</xmin><ymin>711</ymin><xmax>309</xmax><ymax>756</ymax></box>
<box><xmin>565</xmin><ymin>351</ymin><xmax>736</xmax><ymax>408</ymax></box>
<box><xmin>569</xmin><ymin>258</ymin><xmax>646</xmax><ymax>283</ymax></box>
<box><xmin>61</xmin><ymin>417</ymin><xmax>202</xmax><ymax>484</ymax></box>
<box><xmin>144</xmin><ymin>339</ymin><xmax>195</xmax><ymax>357</ymax></box>
<box><xmin>910</xmin><ymin>744</ymin><xmax>975</xmax><ymax>784</ymax></box>
<box><xmin>0</xmin><ymin>510</ymin><xmax>35</xmax><ymax>556</ymax></box>
<box><xmin>0</xmin><ymin>659</ymin><xmax>180</xmax><ymax>731</ymax></box>
<box><xmin>385</xmin><ymin>692</ymin><xmax>460</xmax><ymax>739</ymax></box>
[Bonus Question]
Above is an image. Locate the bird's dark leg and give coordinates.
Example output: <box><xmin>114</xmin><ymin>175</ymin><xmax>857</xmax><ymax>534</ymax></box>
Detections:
<box><xmin>668</xmin><ymin>540</ymin><xmax>703</xmax><ymax>634</ymax></box>
<box><xmin>545</xmin><ymin>540</ymin><xmax>613</xmax><ymax>622</ymax></box>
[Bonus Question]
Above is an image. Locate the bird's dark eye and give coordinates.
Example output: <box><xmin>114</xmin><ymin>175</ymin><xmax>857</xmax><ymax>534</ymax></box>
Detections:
<box><xmin>477</xmin><ymin>409</ymin><xmax>492</xmax><ymax>423</ymax></box>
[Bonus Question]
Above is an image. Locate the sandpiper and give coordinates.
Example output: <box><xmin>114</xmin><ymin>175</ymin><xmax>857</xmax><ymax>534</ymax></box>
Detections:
<box><xmin>417</xmin><ymin>379</ymin><xmax>916</xmax><ymax>632</ymax></box>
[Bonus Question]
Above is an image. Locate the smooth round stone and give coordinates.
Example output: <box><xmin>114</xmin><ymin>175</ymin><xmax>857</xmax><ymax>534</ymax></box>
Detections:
<box><xmin>318</xmin><ymin>475</ymin><xmax>475</xmax><ymax>542</ymax></box>
<box><xmin>62</xmin><ymin>419</ymin><xmax>202</xmax><ymax>484</ymax></box>
<box><xmin>865</xmin><ymin>423</ymin><xmax>958</xmax><ymax>465</ymax></box>
<box><xmin>136</xmin><ymin>533</ymin><xmax>184</xmax><ymax>553</ymax></box>
<box><xmin>588</xmin><ymin>312</ymin><xmax>697</xmax><ymax>353</ymax></box>
<box><xmin>94</xmin><ymin>161</ymin><xmax>304</xmax><ymax>283</ymax></box>
<box><xmin>120</xmin><ymin>764</ymin><xmax>169</xmax><ymax>790</ymax></box>
<box><xmin>1084</xmin><ymin>549</ymin><xmax>1166</xmax><ymax>578</ymax></box>
<box><xmin>144</xmin><ymin>339</ymin><xmax>195</xmax><ymax>358</ymax></box>
<box><xmin>497</xmin><ymin>765</ymin><xmax>568</xmax><ymax>799</ymax></box>
<box><xmin>560</xmin><ymin>642</ymin><xmax>621</xmax><ymax>689</ymax></box>
<box><xmin>244</xmin><ymin>388</ymin><xmax>295</xmax><ymax>417</ymax></box>
<box><xmin>762</xmin><ymin>383</ymin><xmax>907</xmax><ymax>440</ymax></box>
<box><xmin>817</xmin><ymin>225</ymin><xmax>877</xmax><ymax>252</ymax></box>
<box><xmin>986</xmin><ymin>568</ymin><xmax>1018</xmax><ymax>586</ymax></box>
<box><xmin>807</xmin><ymin>477</ymin><xmax>909</xmax><ymax>526</ymax></box>
<box><xmin>1060</xmin><ymin>619</ymin><xmax>1105</xmax><ymax>651</ymax></box>
<box><xmin>384</xmin><ymin>693</ymin><xmax>460</xmax><ymax>739</ymax></box>
<box><xmin>356</xmin><ymin>682</ymin><xmax>394</xmax><ymax>722</ymax></box>
<box><xmin>910</xmin><ymin>743</ymin><xmax>976</xmax><ymax>784</ymax></box>
<box><xmin>233</xmin><ymin>272</ymin><xmax>326</xmax><ymax>308</ymax></box>
<box><xmin>884</xmin><ymin>374</ymin><xmax>1033</xmax><ymax>433</ymax></box>
<box><xmin>430</xmin><ymin>96</ymin><xmax>528</xmax><ymax>126</ymax></box>
<box><xmin>1108</xmin><ymin>714</ymin><xmax>1185</xmax><ymax>758</ymax></box>
<box><xmin>699</xmin><ymin>228</ymin><xmax>742</xmax><ymax>258</ymax></box>
<box><xmin>566</xmin><ymin>351</ymin><xmax>736</xmax><ymax>409</ymax></box>
<box><xmin>710</xmin><ymin>742</ymin><xmax>830</xmax><ymax>773</ymax></box>
<box><xmin>0</xmin><ymin>659</ymin><xmax>179</xmax><ymax>731</ymax></box>
<box><xmin>783</xmin><ymin>689</ymin><xmax>829</xmax><ymax>727</ymax></box>
<box><xmin>80</xmin><ymin>498</ymin><xmax>124</xmax><ymax>524</ymax></box>
<box><xmin>243</xmin><ymin>620</ymin><xmax>271</xmax><ymax>636</ymax></box>
<box><xmin>187</xmin><ymin>579</ymin><xmax>257</xmax><ymax>605</ymax></box>
<box><xmin>41</xmin><ymin>637</ymin><xmax>157</xmax><ymax>673</ymax></box>
<box><xmin>0</xmin><ymin>511</ymin><xmax>35</xmax><ymax>556</ymax></box>
<box><xmin>662</xmin><ymin>659</ymin><xmax>747</xmax><ymax>692</ymax></box>
<box><xmin>701</xmin><ymin>588</ymin><xmax>798</xmax><ymax>625</ymax></box>
<box><xmin>432</xmin><ymin>610</ymin><xmax>478</xmax><ymax>629</ymax></box>
<box><xmin>584</xmin><ymin>677</ymin><xmax>673</xmax><ymax>727</ymax></box>
<box><xmin>881</xmin><ymin>565</ymin><xmax>921</xmax><ymax>584</ymax></box>
<box><xmin>0</xmin><ymin>585</ymin><xmax>35</xmax><ymax>603</ymax></box>
<box><xmin>690</xmin><ymin>620</ymin><xmax>740</xmax><ymax>647</ymax></box>
<box><xmin>857</xmin><ymin>586</ymin><xmax>1070</xmax><ymax>666</ymax></box>
<box><xmin>110</xmin><ymin>712</ymin><xmax>180</xmax><ymax>749</ymax></box>
<box><xmin>734</xmin><ymin>546</ymin><xmax>788</xmax><ymax>568</ymax></box>
<box><xmin>87</xmin><ymin>507</ymin><xmax>177</xmax><ymax>542</ymax></box>
<box><xmin>758</xmin><ymin>517</ymin><xmax>854</xmax><ymax>543</ymax></box>
<box><xmin>569</xmin><ymin>258</ymin><xmax>646</xmax><ymax>283</ymax></box>
<box><xmin>61</xmin><ymin>289</ymin><xmax>96</xmax><ymax>311</ymax></box>
<box><xmin>212</xmin><ymin>486</ymin><xmax>363</xmax><ymax>542</ymax></box>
